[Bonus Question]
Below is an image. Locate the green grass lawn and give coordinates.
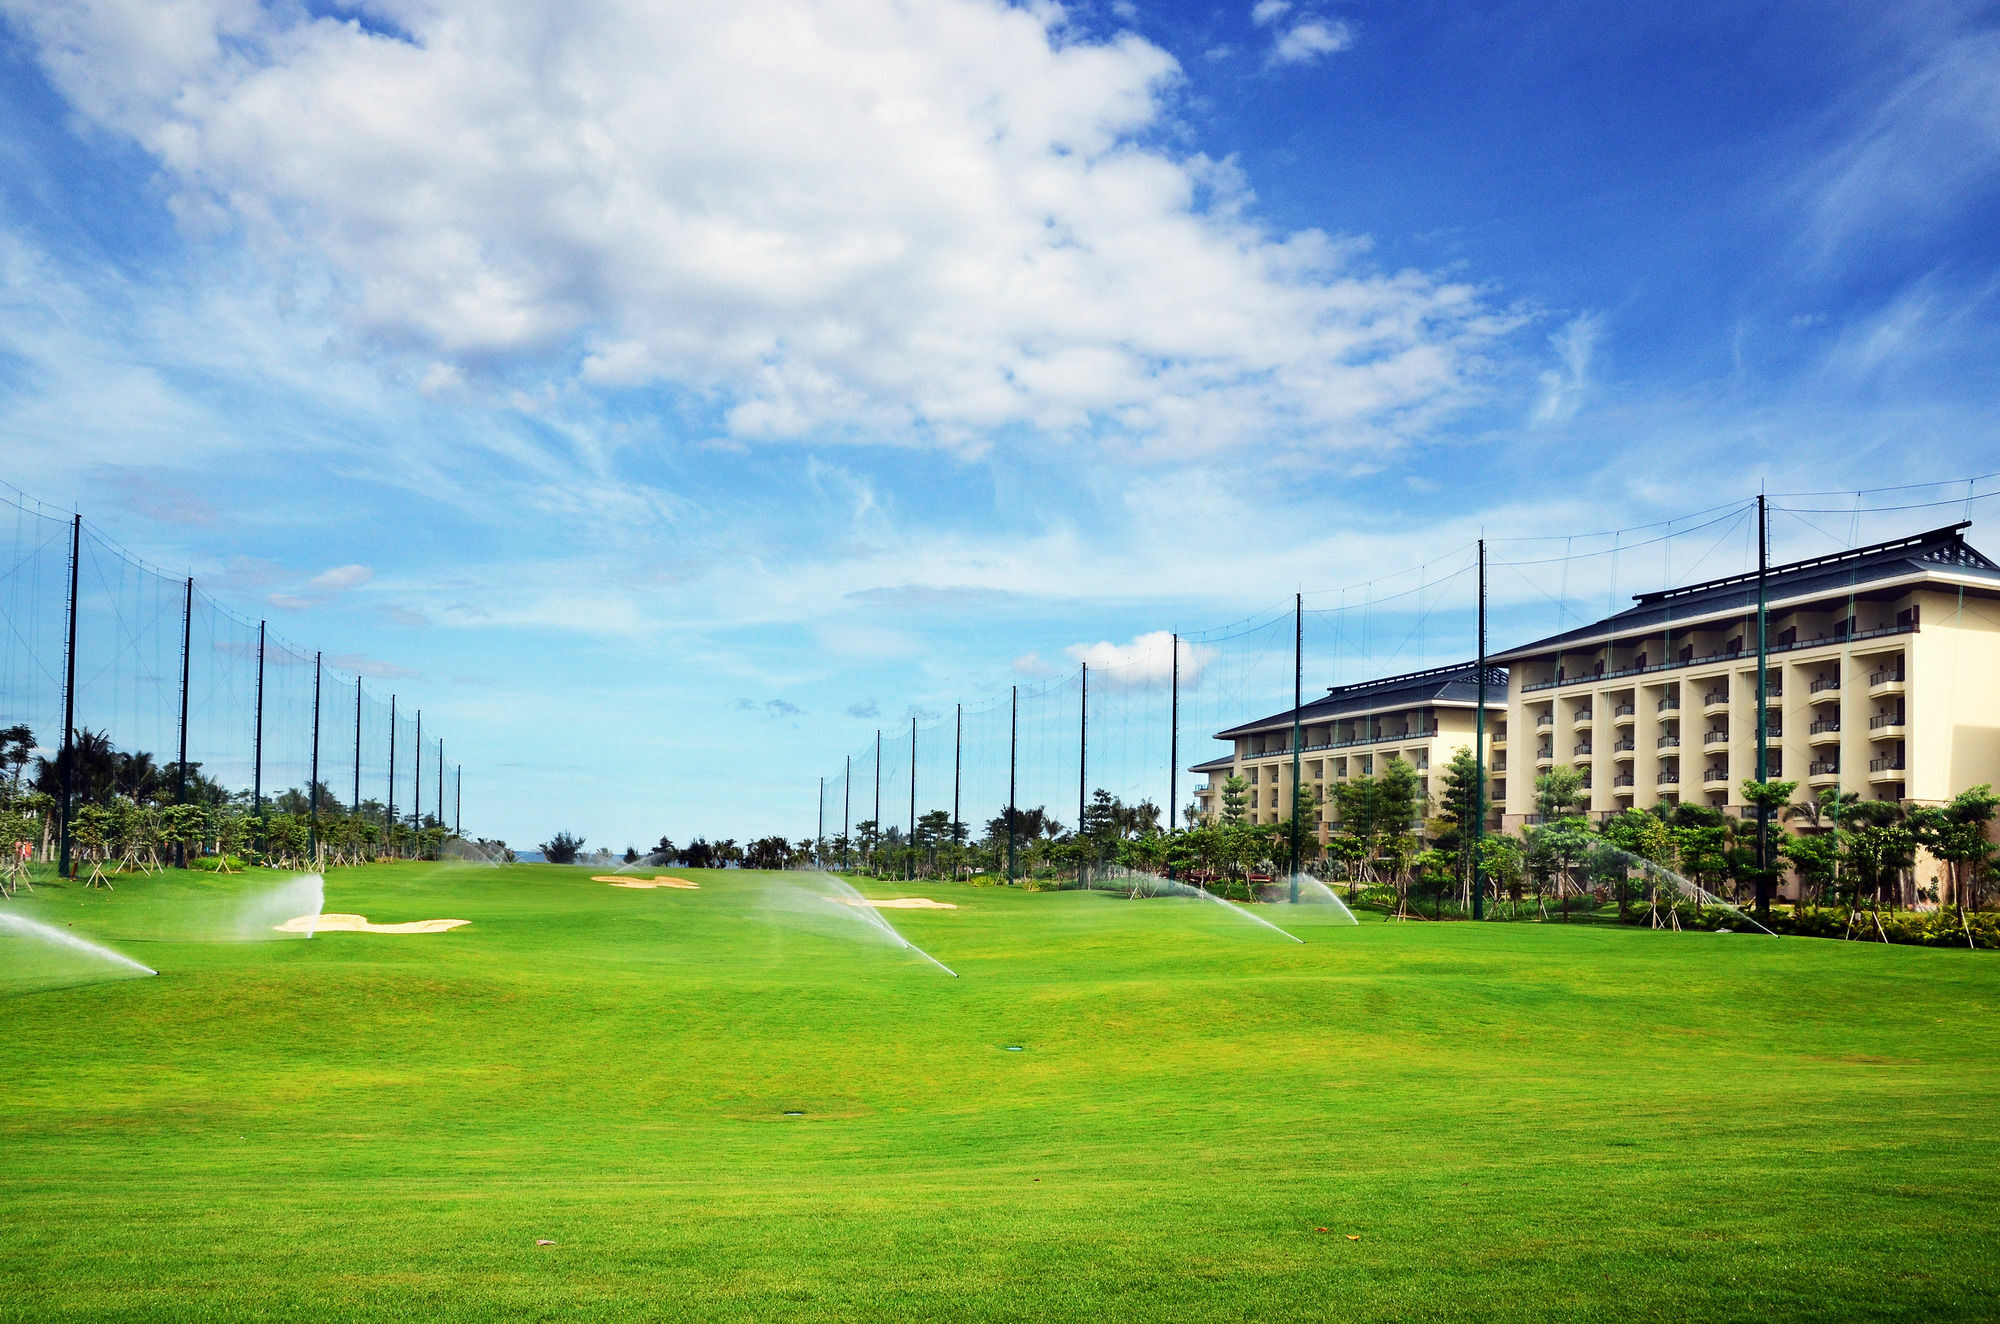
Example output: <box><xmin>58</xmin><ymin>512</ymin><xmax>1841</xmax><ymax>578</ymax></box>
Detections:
<box><xmin>3</xmin><ymin>862</ymin><xmax>1998</xmax><ymax>1321</ymax></box>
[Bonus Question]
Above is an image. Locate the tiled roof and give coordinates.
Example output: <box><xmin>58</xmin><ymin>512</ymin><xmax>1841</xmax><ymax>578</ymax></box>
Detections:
<box><xmin>1213</xmin><ymin>661</ymin><xmax>1508</xmax><ymax>739</ymax></box>
<box><xmin>1491</xmin><ymin>521</ymin><xmax>2000</xmax><ymax>662</ymax></box>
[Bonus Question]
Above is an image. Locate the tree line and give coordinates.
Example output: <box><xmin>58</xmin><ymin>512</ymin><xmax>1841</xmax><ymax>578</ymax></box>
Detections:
<box><xmin>0</xmin><ymin>725</ymin><xmax>466</xmax><ymax>876</ymax></box>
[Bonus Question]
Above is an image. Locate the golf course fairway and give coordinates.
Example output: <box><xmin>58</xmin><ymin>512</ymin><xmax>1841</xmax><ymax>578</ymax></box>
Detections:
<box><xmin>3</xmin><ymin>862</ymin><xmax>1998</xmax><ymax>1321</ymax></box>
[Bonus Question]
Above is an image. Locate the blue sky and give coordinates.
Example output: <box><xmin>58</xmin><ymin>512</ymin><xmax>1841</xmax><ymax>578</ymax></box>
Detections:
<box><xmin>1</xmin><ymin>0</ymin><xmax>1997</xmax><ymax>850</ymax></box>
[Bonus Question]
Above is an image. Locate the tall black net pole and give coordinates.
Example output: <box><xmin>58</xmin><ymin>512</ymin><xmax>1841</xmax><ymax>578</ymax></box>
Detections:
<box><xmin>1755</xmin><ymin>493</ymin><xmax>1772</xmax><ymax>918</ymax></box>
<box><xmin>952</xmin><ymin>703</ymin><xmax>961</xmax><ymax>845</ymax></box>
<box><xmin>1078</xmin><ymin>662</ymin><xmax>1088</xmax><ymax>886</ymax></box>
<box><xmin>252</xmin><ymin>619</ymin><xmax>266</xmax><ymax>814</ymax></box>
<box><xmin>908</xmin><ymin>715</ymin><xmax>917</xmax><ymax>882</ymax></box>
<box><xmin>1290</xmin><ymin>593</ymin><xmax>1302</xmax><ymax>899</ymax></box>
<box><xmin>1473</xmin><ymin>539</ymin><xmax>1487</xmax><ymax>921</ymax></box>
<box><xmin>175</xmin><ymin>576</ymin><xmax>192</xmax><ymax>868</ymax></box>
<box><xmin>817</xmin><ymin>776</ymin><xmax>824</xmax><ymax>864</ymax></box>
<box><xmin>455</xmin><ymin>765</ymin><xmax>462</xmax><ymax>837</ymax></box>
<box><xmin>309</xmin><ymin>651</ymin><xmax>322</xmax><ymax>862</ymax></box>
<box><xmin>414</xmin><ymin>710</ymin><xmax>423</xmax><ymax>839</ymax></box>
<box><xmin>1168</xmin><ymin>632</ymin><xmax>1178</xmax><ymax>878</ymax></box>
<box><xmin>387</xmin><ymin>694</ymin><xmax>397</xmax><ymax>858</ymax></box>
<box><xmin>873</xmin><ymin>728</ymin><xmax>882</xmax><ymax>871</ymax></box>
<box><xmin>1007</xmin><ymin>684</ymin><xmax>1018</xmax><ymax>885</ymax></box>
<box><xmin>842</xmin><ymin>754</ymin><xmax>851</xmax><ymax>870</ymax></box>
<box><xmin>56</xmin><ymin>513</ymin><xmax>80</xmax><ymax>879</ymax></box>
<box><xmin>352</xmin><ymin>677</ymin><xmax>362</xmax><ymax>811</ymax></box>
<box><xmin>436</xmin><ymin>737</ymin><xmax>443</xmax><ymax>827</ymax></box>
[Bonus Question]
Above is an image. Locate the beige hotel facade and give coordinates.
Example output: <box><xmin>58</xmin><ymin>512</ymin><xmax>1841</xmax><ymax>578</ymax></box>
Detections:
<box><xmin>1190</xmin><ymin>662</ymin><xmax>1507</xmax><ymax>841</ymax></box>
<box><xmin>1191</xmin><ymin>523</ymin><xmax>2000</xmax><ymax>836</ymax></box>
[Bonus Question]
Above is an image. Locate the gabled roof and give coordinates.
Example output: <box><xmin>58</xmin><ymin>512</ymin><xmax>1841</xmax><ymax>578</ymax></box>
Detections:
<box><xmin>1491</xmin><ymin>522</ymin><xmax>2000</xmax><ymax>662</ymax></box>
<box><xmin>1213</xmin><ymin>660</ymin><xmax>1508</xmax><ymax>740</ymax></box>
<box><xmin>1188</xmin><ymin>754</ymin><xmax>1235</xmax><ymax>774</ymax></box>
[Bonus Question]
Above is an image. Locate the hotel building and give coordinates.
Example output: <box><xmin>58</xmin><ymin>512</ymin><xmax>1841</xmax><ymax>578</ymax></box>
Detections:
<box><xmin>1190</xmin><ymin>662</ymin><xmax>1507</xmax><ymax>838</ymax></box>
<box><xmin>1188</xmin><ymin>523</ymin><xmax>2000</xmax><ymax>845</ymax></box>
<box><xmin>1487</xmin><ymin>523</ymin><xmax>2000</xmax><ymax>826</ymax></box>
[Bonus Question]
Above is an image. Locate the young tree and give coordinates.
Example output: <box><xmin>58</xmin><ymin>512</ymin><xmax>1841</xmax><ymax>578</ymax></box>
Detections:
<box><xmin>1434</xmin><ymin>746</ymin><xmax>1484</xmax><ymax>899</ymax></box>
<box><xmin>1220</xmin><ymin>775</ymin><xmax>1249</xmax><ymax>825</ymax></box>
<box><xmin>1779</xmin><ymin>829</ymin><xmax>1840</xmax><ymax>909</ymax></box>
<box><xmin>541</xmin><ymin>831</ymin><xmax>586</xmax><ymax>865</ymax></box>
<box><xmin>1738</xmin><ymin>777</ymin><xmax>1800</xmax><ymax>914</ymax></box>
<box><xmin>1843</xmin><ymin>801</ymin><xmax>1914</xmax><ymax>909</ymax></box>
<box><xmin>1527</xmin><ymin>765</ymin><xmax>1592</xmax><ymax>917</ymax></box>
<box><xmin>1909</xmin><ymin>785</ymin><xmax>1999</xmax><ymax>911</ymax></box>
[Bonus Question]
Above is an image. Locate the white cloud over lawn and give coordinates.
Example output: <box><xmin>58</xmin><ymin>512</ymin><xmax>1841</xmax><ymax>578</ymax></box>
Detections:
<box><xmin>4</xmin><ymin>0</ymin><xmax>1508</xmax><ymax>457</ymax></box>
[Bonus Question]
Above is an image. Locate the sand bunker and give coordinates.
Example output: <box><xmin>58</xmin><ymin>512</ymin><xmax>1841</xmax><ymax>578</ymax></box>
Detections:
<box><xmin>273</xmin><ymin>913</ymin><xmax>469</xmax><ymax>935</ymax></box>
<box><xmin>835</xmin><ymin>897</ymin><xmax>958</xmax><ymax>910</ymax></box>
<box><xmin>594</xmin><ymin>875</ymin><xmax>700</xmax><ymax>890</ymax></box>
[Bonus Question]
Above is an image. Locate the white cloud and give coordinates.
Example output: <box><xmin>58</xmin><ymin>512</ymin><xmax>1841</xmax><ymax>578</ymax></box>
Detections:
<box><xmin>1251</xmin><ymin>0</ymin><xmax>1292</xmax><ymax>26</ymax></box>
<box><xmin>309</xmin><ymin>564</ymin><xmax>374</xmax><ymax>594</ymax></box>
<box><xmin>1268</xmin><ymin>19</ymin><xmax>1354</xmax><ymax>67</ymax></box>
<box><xmin>1533</xmin><ymin>311</ymin><xmax>1603</xmax><ymax>424</ymax></box>
<box><xmin>267</xmin><ymin>562</ymin><xmax>374</xmax><ymax>609</ymax></box>
<box><xmin>1064</xmin><ymin>630</ymin><xmax>1214</xmax><ymax>689</ymax></box>
<box><xmin>2</xmin><ymin>0</ymin><xmax>1501</xmax><ymax>459</ymax></box>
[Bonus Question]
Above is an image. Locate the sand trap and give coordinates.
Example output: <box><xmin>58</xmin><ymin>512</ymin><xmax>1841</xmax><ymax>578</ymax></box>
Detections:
<box><xmin>594</xmin><ymin>875</ymin><xmax>700</xmax><ymax>890</ymax></box>
<box><xmin>273</xmin><ymin>913</ymin><xmax>469</xmax><ymax>935</ymax></box>
<box><xmin>835</xmin><ymin>897</ymin><xmax>958</xmax><ymax>910</ymax></box>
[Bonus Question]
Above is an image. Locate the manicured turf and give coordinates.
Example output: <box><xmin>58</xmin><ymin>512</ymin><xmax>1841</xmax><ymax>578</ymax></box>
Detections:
<box><xmin>4</xmin><ymin>862</ymin><xmax>1999</xmax><ymax>1321</ymax></box>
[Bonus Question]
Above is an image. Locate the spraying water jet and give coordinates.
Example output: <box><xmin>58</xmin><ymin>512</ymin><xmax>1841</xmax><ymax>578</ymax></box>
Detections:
<box><xmin>1085</xmin><ymin>867</ymin><xmax>1305</xmax><ymax>942</ymax></box>
<box><xmin>0</xmin><ymin>912</ymin><xmax>156</xmax><ymax>990</ymax></box>
<box><xmin>792</xmin><ymin>872</ymin><xmax>959</xmax><ymax>976</ymax></box>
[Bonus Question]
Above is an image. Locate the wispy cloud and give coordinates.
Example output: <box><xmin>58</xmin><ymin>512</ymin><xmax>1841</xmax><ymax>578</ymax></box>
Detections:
<box><xmin>268</xmin><ymin>563</ymin><xmax>374</xmax><ymax>610</ymax></box>
<box><xmin>331</xmin><ymin>653</ymin><xmax>421</xmax><ymax>680</ymax></box>
<box><xmin>1797</xmin><ymin>29</ymin><xmax>2000</xmax><ymax>265</ymax></box>
<box><xmin>1533</xmin><ymin>312</ymin><xmax>1603</xmax><ymax>424</ymax></box>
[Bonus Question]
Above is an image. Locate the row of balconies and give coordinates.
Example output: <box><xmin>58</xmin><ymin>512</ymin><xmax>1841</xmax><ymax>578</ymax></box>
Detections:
<box><xmin>1520</xmin><ymin>625</ymin><xmax>1916</xmax><ymax>694</ymax></box>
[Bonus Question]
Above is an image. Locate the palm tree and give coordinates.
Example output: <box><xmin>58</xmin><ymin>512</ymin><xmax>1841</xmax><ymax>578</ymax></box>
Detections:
<box><xmin>34</xmin><ymin>727</ymin><xmax>117</xmax><ymax>807</ymax></box>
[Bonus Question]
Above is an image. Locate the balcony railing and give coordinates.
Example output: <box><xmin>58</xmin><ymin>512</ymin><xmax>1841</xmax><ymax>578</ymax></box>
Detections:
<box><xmin>1613</xmin><ymin>703</ymin><xmax>1637</xmax><ymax>718</ymax></box>
<box><xmin>1243</xmin><ymin>724</ymin><xmax>1441</xmax><ymax>758</ymax></box>
<box><xmin>1869</xmin><ymin>757</ymin><xmax>1906</xmax><ymax>773</ymax></box>
<box><xmin>1810</xmin><ymin>676</ymin><xmax>1841</xmax><ymax>694</ymax></box>
<box><xmin>1809</xmin><ymin>759</ymin><xmax>1840</xmax><ymax>776</ymax></box>
<box><xmin>1612</xmin><ymin>738</ymin><xmax>1636</xmax><ymax>753</ymax></box>
<box><xmin>1574</xmin><ymin>708</ymin><xmax>1594</xmax><ymax>722</ymax></box>
<box><xmin>1703</xmin><ymin>767</ymin><xmax>1729</xmax><ymax>783</ymax></box>
<box><xmin>1536</xmin><ymin>714</ymin><xmax>1555</xmax><ymax>729</ymax></box>
<box><xmin>1702</xmin><ymin>690</ymin><xmax>1729</xmax><ymax>707</ymax></box>
<box><xmin>1536</xmin><ymin>746</ymin><xmax>1554</xmax><ymax>760</ymax></box>
<box><xmin>1518</xmin><ymin>621</ymin><xmax>1920</xmax><ymax>693</ymax></box>
<box><xmin>1657</xmin><ymin>735</ymin><xmax>1681</xmax><ymax>749</ymax></box>
<box><xmin>1612</xmin><ymin>773</ymin><xmax>1636</xmax><ymax>788</ymax></box>
<box><xmin>1870</xmin><ymin>669</ymin><xmax>1905</xmax><ymax>686</ymax></box>
<box><xmin>1573</xmin><ymin>743</ymin><xmax>1593</xmax><ymax>756</ymax></box>
<box><xmin>1658</xmin><ymin>697</ymin><xmax>1681</xmax><ymax>713</ymax></box>
<box><xmin>1809</xmin><ymin>719</ymin><xmax>1841</xmax><ymax>735</ymax></box>
<box><xmin>1869</xmin><ymin>712</ymin><xmax>1905</xmax><ymax>730</ymax></box>
<box><xmin>1657</xmin><ymin>772</ymin><xmax>1680</xmax><ymax>785</ymax></box>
